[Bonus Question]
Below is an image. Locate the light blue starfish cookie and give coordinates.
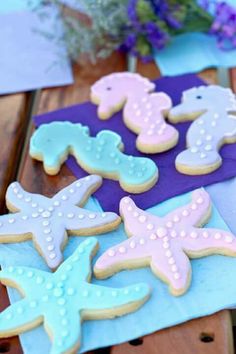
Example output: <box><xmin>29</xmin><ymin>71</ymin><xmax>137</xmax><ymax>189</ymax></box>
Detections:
<box><xmin>30</xmin><ymin>121</ymin><xmax>158</xmax><ymax>193</ymax></box>
<box><xmin>0</xmin><ymin>175</ymin><xmax>120</xmax><ymax>269</ymax></box>
<box><xmin>0</xmin><ymin>238</ymin><xmax>150</xmax><ymax>354</ymax></box>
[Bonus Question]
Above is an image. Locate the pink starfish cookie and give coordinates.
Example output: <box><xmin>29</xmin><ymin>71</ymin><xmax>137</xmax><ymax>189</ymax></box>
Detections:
<box><xmin>94</xmin><ymin>189</ymin><xmax>236</xmax><ymax>296</ymax></box>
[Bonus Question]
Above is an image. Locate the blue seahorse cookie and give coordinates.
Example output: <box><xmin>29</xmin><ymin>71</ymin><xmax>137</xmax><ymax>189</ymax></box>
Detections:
<box><xmin>30</xmin><ymin>121</ymin><xmax>158</xmax><ymax>193</ymax></box>
<box><xmin>169</xmin><ymin>85</ymin><xmax>236</xmax><ymax>175</ymax></box>
<box><xmin>0</xmin><ymin>238</ymin><xmax>150</xmax><ymax>354</ymax></box>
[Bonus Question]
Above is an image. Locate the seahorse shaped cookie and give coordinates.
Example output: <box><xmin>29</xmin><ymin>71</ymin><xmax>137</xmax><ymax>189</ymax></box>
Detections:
<box><xmin>169</xmin><ymin>85</ymin><xmax>236</xmax><ymax>175</ymax></box>
<box><xmin>30</xmin><ymin>121</ymin><xmax>158</xmax><ymax>193</ymax></box>
<box><xmin>91</xmin><ymin>72</ymin><xmax>178</xmax><ymax>153</ymax></box>
<box><xmin>94</xmin><ymin>189</ymin><xmax>236</xmax><ymax>296</ymax></box>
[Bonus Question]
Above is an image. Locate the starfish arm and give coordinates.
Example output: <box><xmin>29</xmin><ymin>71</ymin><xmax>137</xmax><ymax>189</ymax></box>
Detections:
<box><xmin>83</xmin><ymin>283</ymin><xmax>150</xmax><ymax>317</ymax></box>
<box><xmin>65</xmin><ymin>206</ymin><xmax>120</xmax><ymax>236</ymax></box>
<box><xmin>5</xmin><ymin>182</ymin><xmax>47</xmax><ymax>212</ymax></box>
<box><xmin>0</xmin><ymin>298</ymin><xmax>42</xmax><ymax>337</ymax></box>
<box><xmin>57</xmin><ymin>238</ymin><xmax>98</xmax><ymax>281</ymax></box>
<box><xmin>120</xmin><ymin>197</ymin><xmax>161</xmax><ymax>237</ymax></box>
<box><xmin>180</xmin><ymin>227</ymin><xmax>236</xmax><ymax>257</ymax></box>
<box><xmin>32</xmin><ymin>225</ymin><xmax>66</xmax><ymax>269</ymax></box>
<box><xmin>150</xmin><ymin>246</ymin><xmax>191</xmax><ymax>296</ymax></box>
<box><xmin>94</xmin><ymin>235</ymin><xmax>151</xmax><ymax>279</ymax></box>
<box><xmin>45</xmin><ymin>311</ymin><xmax>81</xmax><ymax>354</ymax></box>
<box><xmin>53</xmin><ymin>175</ymin><xmax>102</xmax><ymax>207</ymax></box>
<box><xmin>0</xmin><ymin>214</ymin><xmax>32</xmax><ymax>242</ymax></box>
<box><xmin>164</xmin><ymin>189</ymin><xmax>211</xmax><ymax>228</ymax></box>
<box><xmin>0</xmin><ymin>267</ymin><xmax>51</xmax><ymax>295</ymax></box>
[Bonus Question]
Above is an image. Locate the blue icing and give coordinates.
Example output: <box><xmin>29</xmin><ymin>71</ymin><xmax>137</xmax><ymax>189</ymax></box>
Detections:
<box><xmin>30</xmin><ymin>121</ymin><xmax>158</xmax><ymax>192</ymax></box>
<box><xmin>0</xmin><ymin>238</ymin><xmax>150</xmax><ymax>354</ymax></box>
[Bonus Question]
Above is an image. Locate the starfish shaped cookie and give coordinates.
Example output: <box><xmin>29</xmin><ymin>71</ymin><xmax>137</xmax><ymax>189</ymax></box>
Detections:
<box><xmin>0</xmin><ymin>175</ymin><xmax>120</xmax><ymax>269</ymax></box>
<box><xmin>0</xmin><ymin>238</ymin><xmax>150</xmax><ymax>354</ymax></box>
<box><xmin>94</xmin><ymin>189</ymin><xmax>236</xmax><ymax>296</ymax></box>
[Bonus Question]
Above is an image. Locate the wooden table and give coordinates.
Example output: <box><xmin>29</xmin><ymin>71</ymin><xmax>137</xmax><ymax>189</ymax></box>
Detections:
<box><xmin>0</xmin><ymin>53</ymin><xmax>235</xmax><ymax>354</ymax></box>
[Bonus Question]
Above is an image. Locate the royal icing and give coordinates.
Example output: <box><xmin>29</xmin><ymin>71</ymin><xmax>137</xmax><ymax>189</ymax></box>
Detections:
<box><xmin>1</xmin><ymin>175</ymin><xmax>120</xmax><ymax>269</ymax></box>
<box><xmin>0</xmin><ymin>238</ymin><xmax>150</xmax><ymax>353</ymax></box>
<box><xmin>94</xmin><ymin>189</ymin><xmax>236</xmax><ymax>296</ymax></box>
<box><xmin>30</xmin><ymin>121</ymin><xmax>158</xmax><ymax>193</ymax></box>
<box><xmin>91</xmin><ymin>72</ymin><xmax>178</xmax><ymax>153</ymax></box>
<box><xmin>169</xmin><ymin>85</ymin><xmax>236</xmax><ymax>175</ymax></box>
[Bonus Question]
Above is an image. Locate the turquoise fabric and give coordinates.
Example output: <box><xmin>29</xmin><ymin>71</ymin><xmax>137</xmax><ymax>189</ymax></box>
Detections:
<box><xmin>154</xmin><ymin>32</ymin><xmax>236</xmax><ymax>76</ymax></box>
<box><xmin>1</xmin><ymin>191</ymin><xmax>236</xmax><ymax>353</ymax></box>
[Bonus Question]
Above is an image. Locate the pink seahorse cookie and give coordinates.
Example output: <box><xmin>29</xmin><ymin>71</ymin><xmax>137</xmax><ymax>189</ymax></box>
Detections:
<box><xmin>94</xmin><ymin>189</ymin><xmax>236</xmax><ymax>296</ymax></box>
<box><xmin>91</xmin><ymin>72</ymin><xmax>179</xmax><ymax>153</ymax></box>
<box><xmin>169</xmin><ymin>85</ymin><xmax>236</xmax><ymax>175</ymax></box>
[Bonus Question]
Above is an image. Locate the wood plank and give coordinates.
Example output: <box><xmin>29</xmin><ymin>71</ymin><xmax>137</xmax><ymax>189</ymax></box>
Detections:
<box><xmin>229</xmin><ymin>68</ymin><xmax>236</xmax><ymax>93</ymax></box>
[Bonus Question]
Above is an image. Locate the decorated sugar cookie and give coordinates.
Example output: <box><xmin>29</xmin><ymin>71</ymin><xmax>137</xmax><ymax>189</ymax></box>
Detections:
<box><xmin>0</xmin><ymin>238</ymin><xmax>150</xmax><ymax>353</ymax></box>
<box><xmin>169</xmin><ymin>85</ymin><xmax>236</xmax><ymax>175</ymax></box>
<box><xmin>94</xmin><ymin>189</ymin><xmax>236</xmax><ymax>296</ymax></box>
<box><xmin>0</xmin><ymin>175</ymin><xmax>120</xmax><ymax>269</ymax></box>
<box><xmin>30</xmin><ymin>121</ymin><xmax>158</xmax><ymax>193</ymax></box>
<box><xmin>91</xmin><ymin>72</ymin><xmax>178</xmax><ymax>153</ymax></box>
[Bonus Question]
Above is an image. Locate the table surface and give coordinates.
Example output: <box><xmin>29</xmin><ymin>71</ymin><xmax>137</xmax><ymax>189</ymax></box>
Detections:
<box><xmin>0</xmin><ymin>53</ymin><xmax>235</xmax><ymax>354</ymax></box>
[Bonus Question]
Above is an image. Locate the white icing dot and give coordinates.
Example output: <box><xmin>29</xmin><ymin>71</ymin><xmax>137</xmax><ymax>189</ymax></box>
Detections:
<box><xmin>203</xmin><ymin>231</ymin><xmax>209</xmax><ymax>238</ymax></box>
<box><xmin>206</xmin><ymin>135</ymin><xmax>212</xmax><ymax>141</ymax></box>
<box><xmin>88</xmin><ymin>213</ymin><xmax>96</xmax><ymax>219</ymax></box>
<box><xmin>136</xmin><ymin>110</ymin><xmax>141</xmax><ymax>116</ymax></box>
<box><xmin>133</xmin><ymin>212</ymin><xmax>139</xmax><ymax>217</ymax></box>
<box><xmin>102</xmin><ymin>213</ymin><xmax>106</xmax><ymax>218</ymax></box>
<box><xmin>150</xmin><ymin>233</ymin><xmax>157</xmax><ymax>240</ymax></box>
<box><xmin>8</xmin><ymin>218</ymin><xmax>15</xmax><ymax>224</ymax></box>
<box><xmin>168</xmin><ymin>257</ymin><xmax>175</xmax><ymax>265</ymax></box>
<box><xmin>49</xmin><ymin>253</ymin><xmax>56</xmax><ymax>259</ymax></box>
<box><xmin>124</xmin><ymin>198</ymin><xmax>130</xmax><ymax>204</ymax></box>
<box><xmin>139</xmin><ymin>238</ymin><xmax>145</xmax><ymax>245</ymax></box>
<box><xmin>191</xmin><ymin>147</ymin><xmax>198</xmax><ymax>153</ymax></box>
<box><xmin>76</xmin><ymin>182</ymin><xmax>81</xmax><ymax>187</ymax></box>
<box><xmin>205</xmin><ymin>144</ymin><xmax>212</xmax><ymax>151</ymax></box>
<box><xmin>156</xmin><ymin>227</ymin><xmax>167</xmax><ymax>238</ymax></box>
<box><xmin>6</xmin><ymin>313</ymin><xmax>12</xmax><ymax>319</ymax></box>
<box><xmin>46</xmin><ymin>282</ymin><xmax>53</xmax><ymax>290</ymax></box>
<box><xmin>42</xmin><ymin>220</ymin><xmax>50</xmax><ymax>226</ymax></box>
<box><xmin>196</xmin><ymin>140</ymin><xmax>202</xmax><ymax>146</ymax></box>
<box><xmin>57</xmin><ymin>212</ymin><xmax>63</xmax><ymax>217</ymax></box>
<box><xmin>174</xmin><ymin>273</ymin><xmax>180</xmax><ymax>279</ymax></box>
<box><xmin>27</xmin><ymin>271</ymin><xmax>34</xmax><ymax>278</ymax></box>
<box><xmin>127</xmin><ymin>206</ymin><xmax>132</xmax><ymax>211</ymax></box>
<box><xmin>200</xmin><ymin>153</ymin><xmax>207</xmax><ymax>159</ymax></box>
<box><xmin>108</xmin><ymin>249</ymin><xmax>115</xmax><ymax>257</ymax></box>
<box><xmin>53</xmin><ymin>201</ymin><xmax>60</xmax><ymax>206</ymax></box>
<box><xmin>112</xmin><ymin>290</ymin><xmax>118</xmax><ymax>297</ymax></box>
<box><xmin>78</xmin><ymin>214</ymin><xmax>84</xmax><ymax>219</ymax></box>
<box><xmin>211</xmin><ymin>121</ymin><xmax>216</xmax><ymax>127</ymax></box>
<box><xmin>17</xmin><ymin>193</ymin><xmax>23</xmax><ymax>199</ymax></box>
<box><xmin>119</xmin><ymin>246</ymin><xmax>126</xmax><ymax>253</ymax></box>
<box><xmin>180</xmin><ymin>230</ymin><xmax>186</xmax><ymax>238</ymax></box>
<box><xmin>163</xmin><ymin>242</ymin><xmax>169</xmax><ymax>249</ymax></box>
<box><xmin>48</xmin><ymin>244</ymin><xmax>55</xmax><ymax>251</ymax></box>
<box><xmin>67</xmin><ymin>213</ymin><xmax>74</xmax><ymax>219</ymax></box>
<box><xmin>36</xmin><ymin>276</ymin><xmax>43</xmax><ymax>284</ymax></box>
<box><xmin>147</xmin><ymin>223</ymin><xmax>154</xmax><ymax>230</ymax></box>
<box><xmin>191</xmin><ymin>203</ymin><xmax>197</xmax><ymax>210</ymax></box>
<box><xmin>44</xmin><ymin>228</ymin><xmax>51</xmax><ymax>234</ymax></box>
<box><xmin>171</xmin><ymin>265</ymin><xmax>178</xmax><ymax>272</ymax></box>
<box><xmin>147</xmin><ymin>130</ymin><xmax>153</xmax><ymax>136</ymax></box>
<box><xmin>165</xmin><ymin>250</ymin><xmax>172</xmax><ymax>257</ymax></box>
<box><xmin>13</xmin><ymin>188</ymin><xmax>18</xmax><ymax>194</ymax></box>
<box><xmin>30</xmin><ymin>301</ymin><xmax>37</xmax><ymax>308</ymax></box>
<box><xmin>197</xmin><ymin>119</ymin><xmax>204</xmax><ymax>125</ymax></box>
<box><xmin>48</xmin><ymin>206</ymin><xmax>54</xmax><ymax>212</ymax></box>
<box><xmin>190</xmin><ymin>231</ymin><xmax>198</xmax><ymax>238</ymax></box>
<box><xmin>225</xmin><ymin>235</ymin><xmax>233</xmax><ymax>243</ymax></box>
<box><xmin>138</xmin><ymin>215</ymin><xmax>146</xmax><ymax>223</ymax></box>
<box><xmin>182</xmin><ymin>210</ymin><xmax>189</xmax><ymax>216</ymax></box>
<box><xmin>32</xmin><ymin>212</ymin><xmax>39</xmax><ymax>218</ymax></box>
<box><xmin>31</xmin><ymin>203</ymin><xmax>37</xmax><ymax>208</ymax></box>
<box><xmin>144</xmin><ymin>117</ymin><xmax>149</xmax><ymax>123</ymax></box>
<box><xmin>42</xmin><ymin>295</ymin><xmax>49</xmax><ymax>302</ymax></box>
<box><xmin>22</xmin><ymin>215</ymin><xmax>28</xmax><ymax>220</ymax></box>
<box><xmin>130</xmin><ymin>241</ymin><xmax>136</xmax><ymax>248</ymax></box>
<box><xmin>214</xmin><ymin>232</ymin><xmax>221</xmax><ymax>240</ymax></box>
<box><xmin>173</xmin><ymin>215</ymin><xmax>180</xmax><ymax>223</ymax></box>
<box><xmin>214</xmin><ymin>113</ymin><xmax>219</xmax><ymax>119</ymax></box>
<box><xmin>200</xmin><ymin>129</ymin><xmax>205</xmax><ymax>135</ymax></box>
<box><xmin>42</xmin><ymin>211</ymin><xmax>51</xmax><ymax>218</ymax></box>
<box><xmin>25</xmin><ymin>197</ymin><xmax>31</xmax><ymax>202</ymax></box>
<box><xmin>133</xmin><ymin>103</ymin><xmax>138</xmax><ymax>109</ymax></box>
<box><xmin>17</xmin><ymin>307</ymin><xmax>23</xmax><ymax>314</ymax></box>
<box><xmin>61</xmin><ymin>195</ymin><xmax>68</xmax><ymax>201</ymax></box>
<box><xmin>166</xmin><ymin>221</ymin><xmax>173</xmax><ymax>228</ymax></box>
<box><xmin>69</xmin><ymin>188</ymin><xmax>74</xmax><ymax>194</ymax></box>
<box><xmin>170</xmin><ymin>230</ymin><xmax>177</xmax><ymax>238</ymax></box>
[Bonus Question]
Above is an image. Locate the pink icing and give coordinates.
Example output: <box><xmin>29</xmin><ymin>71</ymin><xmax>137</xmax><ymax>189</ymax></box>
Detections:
<box><xmin>94</xmin><ymin>189</ymin><xmax>236</xmax><ymax>295</ymax></box>
<box><xmin>91</xmin><ymin>72</ymin><xmax>178</xmax><ymax>153</ymax></box>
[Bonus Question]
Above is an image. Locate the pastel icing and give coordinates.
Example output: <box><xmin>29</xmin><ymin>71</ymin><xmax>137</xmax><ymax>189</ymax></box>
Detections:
<box><xmin>94</xmin><ymin>189</ymin><xmax>236</xmax><ymax>296</ymax></box>
<box><xmin>169</xmin><ymin>85</ymin><xmax>236</xmax><ymax>175</ymax></box>
<box><xmin>0</xmin><ymin>238</ymin><xmax>150</xmax><ymax>354</ymax></box>
<box><xmin>30</xmin><ymin>121</ymin><xmax>158</xmax><ymax>193</ymax></box>
<box><xmin>91</xmin><ymin>72</ymin><xmax>178</xmax><ymax>153</ymax></box>
<box><xmin>0</xmin><ymin>175</ymin><xmax>120</xmax><ymax>269</ymax></box>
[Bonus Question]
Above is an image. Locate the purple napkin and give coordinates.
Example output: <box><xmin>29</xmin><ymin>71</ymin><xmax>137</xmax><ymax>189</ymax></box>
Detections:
<box><xmin>34</xmin><ymin>73</ymin><xmax>236</xmax><ymax>213</ymax></box>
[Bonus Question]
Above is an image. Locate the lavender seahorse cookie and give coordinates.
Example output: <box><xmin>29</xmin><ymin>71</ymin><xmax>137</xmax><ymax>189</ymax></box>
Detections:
<box><xmin>91</xmin><ymin>72</ymin><xmax>178</xmax><ymax>153</ymax></box>
<box><xmin>169</xmin><ymin>85</ymin><xmax>236</xmax><ymax>175</ymax></box>
<box><xmin>30</xmin><ymin>121</ymin><xmax>158</xmax><ymax>193</ymax></box>
<box><xmin>0</xmin><ymin>175</ymin><xmax>120</xmax><ymax>269</ymax></box>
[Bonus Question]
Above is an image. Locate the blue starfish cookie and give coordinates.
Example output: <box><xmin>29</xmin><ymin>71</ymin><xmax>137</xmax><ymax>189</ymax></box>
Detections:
<box><xmin>0</xmin><ymin>238</ymin><xmax>150</xmax><ymax>354</ymax></box>
<box><xmin>30</xmin><ymin>121</ymin><xmax>158</xmax><ymax>193</ymax></box>
<box><xmin>0</xmin><ymin>175</ymin><xmax>120</xmax><ymax>269</ymax></box>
